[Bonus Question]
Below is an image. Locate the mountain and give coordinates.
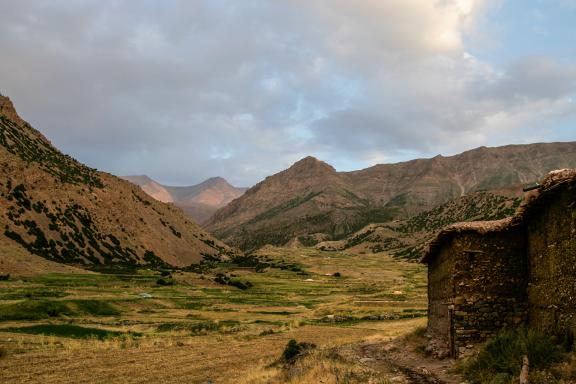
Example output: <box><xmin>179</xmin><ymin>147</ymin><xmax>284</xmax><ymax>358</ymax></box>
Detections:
<box><xmin>122</xmin><ymin>175</ymin><xmax>247</xmax><ymax>223</ymax></box>
<box><xmin>207</xmin><ymin>144</ymin><xmax>576</xmax><ymax>251</ymax></box>
<box><xmin>314</xmin><ymin>191</ymin><xmax>522</xmax><ymax>260</ymax></box>
<box><xmin>0</xmin><ymin>95</ymin><xmax>233</xmax><ymax>272</ymax></box>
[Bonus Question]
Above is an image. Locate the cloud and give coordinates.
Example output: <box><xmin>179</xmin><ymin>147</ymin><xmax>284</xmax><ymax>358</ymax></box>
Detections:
<box><xmin>0</xmin><ymin>0</ymin><xmax>574</xmax><ymax>185</ymax></box>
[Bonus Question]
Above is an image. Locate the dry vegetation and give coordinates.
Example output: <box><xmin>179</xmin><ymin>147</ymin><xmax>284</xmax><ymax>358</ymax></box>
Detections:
<box><xmin>0</xmin><ymin>247</ymin><xmax>428</xmax><ymax>383</ymax></box>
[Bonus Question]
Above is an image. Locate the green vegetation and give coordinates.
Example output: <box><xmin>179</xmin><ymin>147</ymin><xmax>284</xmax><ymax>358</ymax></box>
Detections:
<box><xmin>0</xmin><ymin>116</ymin><xmax>103</xmax><ymax>187</ymax></box>
<box><xmin>461</xmin><ymin>328</ymin><xmax>567</xmax><ymax>384</ymax></box>
<box><xmin>247</xmin><ymin>191</ymin><xmax>322</xmax><ymax>225</ymax></box>
<box><xmin>402</xmin><ymin>192</ymin><xmax>521</xmax><ymax>233</ymax></box>
<box><xmin>0</xmin><ymin>247</ymin><xmax>428</xmax><ymax>382</ymax></box>
<box><xmin>2</xmin><ymin>183</ymin><xmax>147</xmax><ymax>265</ymax></box>
<box><xmin>70</xmin><ymin>300</ymin><xmax>120</xmax><ymax>316</ymax></box>
<box><xmin>156</xmin><ymin>320</ymin><xmax>242</xmax><ymax>334</ymax></box>
<box><xmin>0</xmin><ymin>299</ymin><xmax>120</xmax><ymax>321</ymax></box>
<box><xmin>5</xmin><ymin>324</ymin><xmax>130</xmax><ymax>340</ymax></box>
<box><xmin>0</xmin><ymin>300</ymin><xmax>73</xmax><ymax>321</ymax></box>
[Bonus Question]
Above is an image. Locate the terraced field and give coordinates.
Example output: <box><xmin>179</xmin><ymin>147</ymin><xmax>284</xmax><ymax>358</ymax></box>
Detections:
<box><xmin>0</xmin><ymin>247</ymin><xmax>427</xmax><ymax>383</ymax></box>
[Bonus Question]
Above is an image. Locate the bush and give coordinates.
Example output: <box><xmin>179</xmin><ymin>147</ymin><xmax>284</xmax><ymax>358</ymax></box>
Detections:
<box><xmin>333</xmin><ymin>272</ymin><xmax>341</xmax><ymax>277</ymax></box>
<box><xmin>281</xmin><ymin>339</ymin><xmax>316</xmax><ymax>363</ymax></box>
<box><xmin>0</xmin><ymin>274</ymin><xmax>10</xmax><ymax>281</ymax></box>
<box><xmin>156</xmin><ymin>278</ymin><xmax>174</xmax><ymax>286</ymax></box>
<box><xmin>461</xmin><ymin>328</ymin><xmax>566</xmax><ymax>384</ymax></box>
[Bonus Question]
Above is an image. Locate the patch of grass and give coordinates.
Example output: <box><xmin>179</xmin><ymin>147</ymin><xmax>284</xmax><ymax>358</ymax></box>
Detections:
<box><xmin>460</xmin><ymin>328</ymin><xmax>567</xmax><ymax>384</ymax></box>
<box><xmin>0</xmin><ymin>300</ymin><xmax>73</xmax><ymax>321</ymax></box>
<box><xmin>4</xmin><ymin>324</ymin><xmax>132</xmax><ymax>340</ymax></box>
<box><xmin>156</xmin><ymin>320</ymin><xmax>241</xmax><ymax>334</ymax></box>
<box><xmin>0</xmin><ymin>288</ymin><xmax>68</xmax><ymax>300</ymax></box>
<box><xmin>70</xmin><ymin>300</ymin><xmax>120</xmax><ymax>316</ymax></box>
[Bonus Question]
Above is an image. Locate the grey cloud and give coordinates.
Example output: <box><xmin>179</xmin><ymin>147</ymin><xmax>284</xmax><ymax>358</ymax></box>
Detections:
<box><xmin>0</xmin><ymin>0</ymin><xmax>575</xmax><ymax>186</ymax></box>
<box><xmin>473</xmin><ymin>57</ymin><xmax>576</xmax><ymax>101</ymax></box>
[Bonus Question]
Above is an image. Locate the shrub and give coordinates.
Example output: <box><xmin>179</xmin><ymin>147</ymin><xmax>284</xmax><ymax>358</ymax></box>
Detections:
<box><xmin>333</xmin><ymin>272</ymin><xmax>341</xmax><ymax>277</ymax></box>
<box><xmin>461</xmin><ymin>328</ymin><xmax>566</xmax><ymax>384</ymax></box>
<box><xmin>156</xmin><ymin>278</ymin><xmax>174</xmax><ymax>286</ymax></box>
<box><xmin>0</xmin><ymin>274</ymin><xmax>9</xmax><ymax>281</ymax></box>
<box><xmin>281</xmin><ymin>339</ymin><xmax>316</xmax><ymax>363</ymax></box>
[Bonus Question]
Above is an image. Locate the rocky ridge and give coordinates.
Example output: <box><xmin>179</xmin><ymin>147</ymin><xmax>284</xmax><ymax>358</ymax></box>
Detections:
<box><xmin>0</xmin><ymin>95</ymin><xmax>233</xmax><ymax>271</ymax></box>
<box><xmin>208</xmin><ymin>143</ymin><xmax>576</xmax><ymax>252</ymax></box>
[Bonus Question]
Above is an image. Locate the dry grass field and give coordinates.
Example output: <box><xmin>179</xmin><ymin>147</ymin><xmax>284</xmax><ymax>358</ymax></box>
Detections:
<box><xmin>0</xmin><ymin>247</ymin><xmax>427</xmax><ymax>383</ymax></box>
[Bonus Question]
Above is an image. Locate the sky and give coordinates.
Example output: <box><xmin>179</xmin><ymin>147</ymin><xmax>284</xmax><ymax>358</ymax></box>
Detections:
<box><xmin>0</xmin><ymin>0</ymin><xmax>575</xmax><ymax>187</ymax></box>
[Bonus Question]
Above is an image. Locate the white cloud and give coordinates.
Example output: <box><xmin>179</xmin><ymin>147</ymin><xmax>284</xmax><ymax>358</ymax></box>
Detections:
<box><xmin>0</xmin><ymin>0</ymin><xmax>574</xmax><ymax>186</ymax></box>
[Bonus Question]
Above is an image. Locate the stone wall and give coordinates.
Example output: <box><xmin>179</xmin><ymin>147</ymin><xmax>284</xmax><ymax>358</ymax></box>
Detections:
<box><xmin>427</xmin><ymin>243</ymin><xmax>456</xmax><ymax>356</ymax></box>
<box><xmin>526</xmin><ymin>181</ymin><xmax>576</xmax><ymax>340</ymax></box>
<box><xmin>428</xmin><ymin>228</ymin><xmax>528</xmax><ymax>357</ymax></box>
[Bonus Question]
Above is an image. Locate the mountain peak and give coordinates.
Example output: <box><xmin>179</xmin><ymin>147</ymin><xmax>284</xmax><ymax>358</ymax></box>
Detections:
<box><xmin>203</xmin><ymin>176</ymin><xmax>230</xmax><ymax>187</ymax></box>
<box><xmin>0</xmin><ymin>95</ymin><xmax>23</xmax><ymax>123</ymax></box>
<box><xmin>289</xmin><ymin>156</ymin><xmax>336</xmax><ymax>174</ymax></box>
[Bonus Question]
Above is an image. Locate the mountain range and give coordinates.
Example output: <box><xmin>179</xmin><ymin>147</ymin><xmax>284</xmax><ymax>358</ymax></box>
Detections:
<box><xmin>121</xmin><ymin>175</ymin><xmax>246</xmax><ymax>223</ymax></box>
<box><xmin>0</xmin><ymin>95</ymin><xmax>233</xmax><ymax>274</ymax></box>
<box><xmin>207</xmin><ymin>143</ymin><xmax>576</xmax><ymax>251</ymax></box>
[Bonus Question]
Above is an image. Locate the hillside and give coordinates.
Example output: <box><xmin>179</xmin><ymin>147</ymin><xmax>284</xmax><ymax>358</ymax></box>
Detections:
<box><xmin>122</xmin><ymin>175</ymin><xmax>246</xmax><ymax>223</ymax></box>
<box><xmin>207</xmin><ymin>144</ymin><xmax>576</xmax><ymax>251</ymax></box>
<box><xmin>0</xmin><ymin>95</ymin><xmax>233</xmax><ymax>271</ymax></box>
<box><xmin>315</xmin><ymin>191</ymin><xmax>522</xmax><ymax>260</ymax></box>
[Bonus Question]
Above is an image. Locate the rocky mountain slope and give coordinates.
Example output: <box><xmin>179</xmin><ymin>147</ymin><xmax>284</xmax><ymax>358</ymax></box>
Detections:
<box><xmin>315</xmin><ymin>191</ymin><xmax>522</xmax><ymax>260</ymax></box>
<box><xmin>122</xmin><ymin>175</ymin><xmax>246</xmax><ymax>223</ymax></box>
<box><xmin>0</xmin><ymin>95</ymin><xmax>233</xmax><ymax>270</ymax></box>
<box><xmin>207</xmin><ymin>144</ymin><xmax>576</xmax><ymax>251</ymax></box>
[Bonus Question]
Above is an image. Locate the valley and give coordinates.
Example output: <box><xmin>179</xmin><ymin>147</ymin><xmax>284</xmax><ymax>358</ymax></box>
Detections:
<box><xmin>0</xmin><ymin>247</ymin><xmax>428</xmax><ymax>383</ymax></box>
<box><xmin>0</xmin><ymin>94</ymin><xmax>575</xmax><ymax>383</ymax></box>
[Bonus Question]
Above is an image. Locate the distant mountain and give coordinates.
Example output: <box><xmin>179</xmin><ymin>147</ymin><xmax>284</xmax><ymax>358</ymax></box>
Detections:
<box><xmin>0</xmin><ymin>95</ymin><xmax>233</xmax><ymax>273</ymax></box>
<box><xmin>207</xmin><ymin>144</ymin><xmax>576</xmax><ymax>251</ymax></box>
<box><xmin>122</xmin><ymin>175</ymin><xmax>247</xmax><ymax>223</ymax></box>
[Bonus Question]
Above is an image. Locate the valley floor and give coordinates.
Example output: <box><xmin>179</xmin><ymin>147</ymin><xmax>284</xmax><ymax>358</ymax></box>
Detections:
<box><xmin>0</xmin><ymin>248</ymin><xmax>445</xmax><ymax>383</ymax></box>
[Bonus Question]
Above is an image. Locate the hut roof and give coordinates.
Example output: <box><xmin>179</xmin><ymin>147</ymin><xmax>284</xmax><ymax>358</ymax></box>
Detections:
<box><xmin>421</xmin><ymin>168</ymin><xmax>576</xmax><ymax>264</ymax></box>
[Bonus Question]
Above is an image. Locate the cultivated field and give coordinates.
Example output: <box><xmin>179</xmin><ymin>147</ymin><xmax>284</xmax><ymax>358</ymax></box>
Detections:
<box><xmin>0</xmin><ymin>247</ymin><xmax>428</xmax><ymax>383</ymax></box>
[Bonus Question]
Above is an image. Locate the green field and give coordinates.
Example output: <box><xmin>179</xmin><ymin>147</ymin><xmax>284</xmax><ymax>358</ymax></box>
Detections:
<box><xmin>0</xmin><ymin>247</ymin><xmax>428</xmax><ymax>383</ymax></box>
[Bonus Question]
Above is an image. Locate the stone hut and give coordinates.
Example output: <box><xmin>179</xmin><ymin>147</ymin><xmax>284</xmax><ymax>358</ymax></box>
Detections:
<box><xmin>422</xmin><ymin>169</ymin><xmax>576</xmax><ymax>358</ymax></box>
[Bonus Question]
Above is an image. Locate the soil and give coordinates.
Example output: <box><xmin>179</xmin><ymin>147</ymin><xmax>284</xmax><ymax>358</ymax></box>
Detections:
<box><xmin>355</xmin><ymin>335</ymin><xmax>462</xmax><ymax>384</ymax></box>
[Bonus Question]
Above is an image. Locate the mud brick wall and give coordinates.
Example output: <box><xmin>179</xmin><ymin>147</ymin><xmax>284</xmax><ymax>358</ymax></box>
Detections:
<box><xmin>428</xmin><ymin>228</ymin><xmax>528</xmax><ymax>357</ymax></box>
<box><xmin>526</xmin><ymin>182</ymin><xmax>576</xmax><ymax>339</ymax></box>
<box><xmin>427</xmin><ymin>244</ymin><xmax>455</xmax><ymax>352</ymax></box>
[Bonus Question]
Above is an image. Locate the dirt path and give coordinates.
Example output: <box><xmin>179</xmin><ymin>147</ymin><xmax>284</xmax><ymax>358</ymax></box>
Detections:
<box><xmin>355</xmin><ymin>339</ymin><xmax>462</xmax><ymax>384</ymax></box>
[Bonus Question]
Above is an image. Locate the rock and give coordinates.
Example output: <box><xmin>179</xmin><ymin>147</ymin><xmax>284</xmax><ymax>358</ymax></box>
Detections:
<box><xmin>359</xmin><ymin>357</ymin><xmax>374</xmax><ymax>364</ymax></box>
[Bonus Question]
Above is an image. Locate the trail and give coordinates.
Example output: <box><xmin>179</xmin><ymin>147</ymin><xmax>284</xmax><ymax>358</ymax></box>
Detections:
<box><xmin>356</xmin><ymin>339</ymin><xmax>461</xmax><ymax>384</ymax></box>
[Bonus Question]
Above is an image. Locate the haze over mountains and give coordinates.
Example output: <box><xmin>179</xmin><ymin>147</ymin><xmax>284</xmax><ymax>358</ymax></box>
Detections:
<box><xmin>207</xmin><ymin>143</ymin><xmax>576</xmax><ymax>251</ymax></box>
<box><xmin>122</xmin><ymin>175</ymin><xmax>247</xmax><ymax>223</ymax></box>
<box><xmin>0</xmin><ymin>95</ymin><xmax>232</xmax><ymax>273</ymax></box>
